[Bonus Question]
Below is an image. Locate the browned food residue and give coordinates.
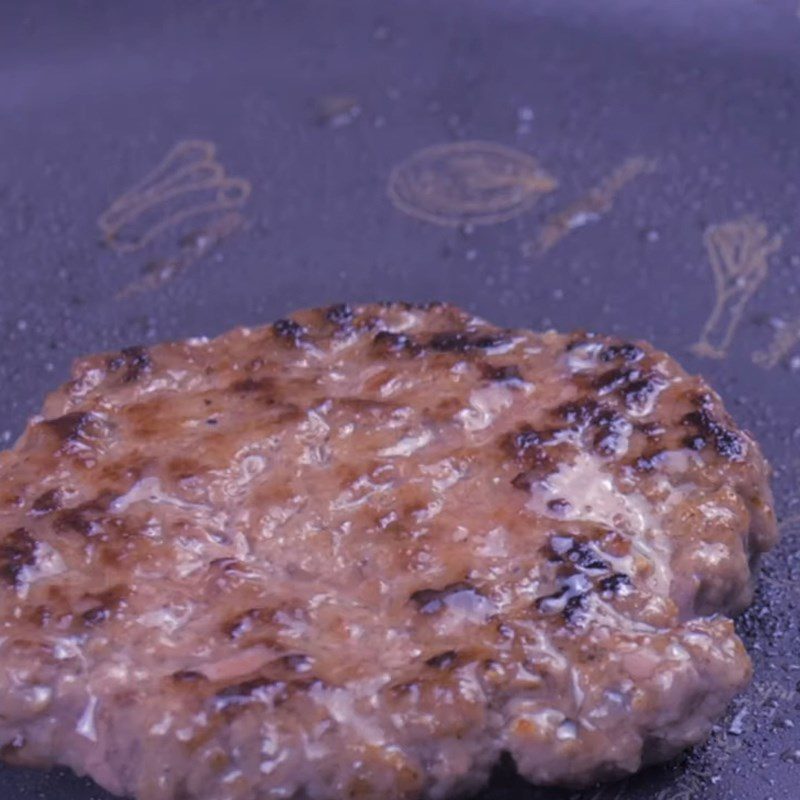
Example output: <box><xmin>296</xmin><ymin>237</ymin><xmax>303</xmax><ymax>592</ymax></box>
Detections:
<box><xmin>691</xmin><ymin>217</ymin><xmax>782</xmax><ymax>360</ymax></box>
<box><xmin>534</xmin><ymin>156</ymin><xmax>657</xmax><ymax>254</ymax></box>
<box><xmin>388</xmin><ymin>141</ymin><xmax>557</xmax><ymax>226</ymax></box>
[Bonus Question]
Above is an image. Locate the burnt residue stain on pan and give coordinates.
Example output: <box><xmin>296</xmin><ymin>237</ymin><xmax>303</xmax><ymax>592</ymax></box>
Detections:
<box><xmin>690</xmin><ymin>216</ymin><xmax>782</xmax><ymax>360</ymax></box>
<box><xmin>532</xmin><ymin>156</ymin><xmax>658</xmax><ymax>255</ymax></box>
<box><xmin>98</xmin><ymin>140</ymin><xmax>251</xmax><ymax>296</ymax></box>
<box><xmin>387</xmin><ymin>141</ymin><xmax>557</xmax><ymax>226</ymax></box>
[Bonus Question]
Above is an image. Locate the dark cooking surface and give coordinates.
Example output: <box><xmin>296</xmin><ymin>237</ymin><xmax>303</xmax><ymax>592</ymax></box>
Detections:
<box><xmin>0</xmin><ymin>1</ymin><xmax>798</xmax><ymax>799</ymax></box>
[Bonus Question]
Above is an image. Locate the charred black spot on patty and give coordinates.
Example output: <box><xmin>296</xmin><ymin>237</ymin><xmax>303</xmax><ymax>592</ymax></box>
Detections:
<box><xmin>563</xmin><ymin>593</ymin><xmax>590</xmax><ymax>626</ymax></box>
<box><xmin>410</xmin><ymin>581</ymin><xmax>478</xmax><ymax>614</ymax></box>
<box><xmin>52</xmin><ymin>491</ymin><xmax>118</xmax><ymax>539</ymax></box>
<box><xmin>425</xmin><ymin>650</ymin><xmax>458</xmax><ymax>669</ymax></box>
<box><xmin>373</xmin><ymin>330</ymin><xmax>421</xmax><ymax>355</ymax></box>
<box><xmin>279</xmin><ymin>654</ymin><xmax>313</xmax><ymax>673</ymax></box>
<box><xmin>428</xmin><ymin>331</ymin><xmax>510</xmax><ymax>353</ymax></box>
<box><xmin>480</xmin><ymin>363</ymin><xmax>523</xmax><ymax>383</ymax></box>
<box><xmin>599</xmin><ymin>573</ymin><xmax>633</xmax><ymax>596</ymax></box>
<box><xmin>214</xmin><ymin>678</ymin><xmax>288</xmax><ymax>710</ymax></box>
<box><xmin>273</xmin><ymin>319</ymin><xmax>306</xmax><ymax>344</ymax></box>
<box><xmin>599</xmin><ymin>343</ymin><xmax>645</xmax><ymax>363</ymax></box>
<box><xmin>42</xmin><ymin>412</ymin><xmax>94</xmax><ymax>444</ymax></box>
<box><xmin>31</xmin><ymin>488</ymin><xmax>62</xmax><ymax>515</ymax></box>
<box><xmin>632</xmin><ymin>449</ymin><xmax>667</xmax><ymax>472</ymax></box>
<box><xmin>566</xmin><ymin>543</ymin><xmax>610</xmax><ymax>573</ymax></box>
<box><xmin>556</xmin><ymin>399</ymin><xmax>600</xmax><ymax>426</ymax></box>
<box><xmin>326</xmin><ymin>304</ymin><xmax>354</xmax><ymax>327</ymax></box>
<box><xmin>108</xmin><ymin>346</ymin><xmax>152</xmax><ymax>383</ymax></box>
<box><xmin>682</xmin><ymin>408</ymin><xmax>744</xmax><ymax>461</ymax></box>
<box><xmin>0</xmin><ymin>528</ymin><xmax>36</xmax><ymax>586</ymax></box>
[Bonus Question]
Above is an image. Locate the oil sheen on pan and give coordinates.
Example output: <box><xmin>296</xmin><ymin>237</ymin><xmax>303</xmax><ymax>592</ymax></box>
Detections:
<box><xmin>388</xmin><ymin>141</ymin><xmax>557</xmax><ymax>226</ymax></box>
<box><xmin>0</xmin><ymin>303</ymin><xmax>777</xmax><ymax>800</ymax></box>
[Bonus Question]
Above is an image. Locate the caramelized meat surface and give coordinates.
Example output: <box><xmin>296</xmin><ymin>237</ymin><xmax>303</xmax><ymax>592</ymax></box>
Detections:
<box><xmin>0</xmin><ymin>303</ymin><xmax>777</xmax><ymax>799</ymax></box>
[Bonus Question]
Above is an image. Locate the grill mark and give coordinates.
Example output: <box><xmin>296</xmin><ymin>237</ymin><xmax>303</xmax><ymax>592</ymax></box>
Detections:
<box><xmin>563</xmin><ymin>593</ymin><xmax>590</xmax><ymax>626</ymax></box>
<box><xmin>372</xmin><ymin>331</ymin><xmax>421</xmax><ymax>355</ymax></box>
<box><xmin>0</xmin><ymin>528</ymin><xmax>36</xmax><ymax>586</ymax></box>
<box><xmin>213</xmin><ymin>677</ymin><xmax>321</xmax><ymax>713</ymax></box>
<box><xmin>80</xmin><ymin>584</ymin><xmax>128</xmax><ymax>627</ymax></box>
<box><xmin>42</xmin><ymin>412</ymin><xmax>93</xmax><ymax>443</ymax></box>
<box><xmin>681</xmin><ymin>407</ymin><xmax>745</xmax><ymax>461</ymax></box>
<box><xmin>511</xmin><ymin>471</ymin><xmax>534</xmax><ymax>491</ymax></box>
<box><xmin>410</xmin><ymin>581</ymin><xmax>477</xmax><ymax>614</ymax></box>
<box><xmin>54</xmin><ymin>492</ymin><xmax>117</xmax><ymax>538</ymax></box>
<box><xmin>622</xmin><ymin>376</ymin><xmax>663</xmax><ymax>409</ymax></box>
<box><xmin>31</xmin><ymin>488</ymin><xmax>62</xmax><ymax>515</ymax></box>
<box><xmin>229</xmin><ymin>377</ymin><xmax>276</xmax><ymax>395</ymax></box>
<box><xmin>592</xmin><ymin>408</ymin><xmax>630</xmax><ymax>456</ymax></box>
<box><xmin>480</xmin><ymin>363</ymin><xmax>523</xmax><ymax>383</ymax></box>
<box><xmin>556</xmin><ymin>399</ymin><xmax>600</xmax><ymax>426</ymax></box>
<box><xmin>566</xmin><ymin>542</ymin><xmax>610</xmax><ymax>573</ymax></box>
<box><xmin>425</xmin><ymin>650</ymin><xmax>458</xmax><ymax>670</ymax></box>
<box><xmin>583</xmin><ymin>362</ymin><xmax>665</xmax><ymax>415</ymax></box>
<box><xmin>507</xmin><ymin>426</ymin><xmax>547</xmax><ymax>457</ymax></box>
<box><xmin>593</xmin><ymin>367</ymin><xmax>641</xmax><ymax>395</ymax></box>
<box><xmin>535</xmin><ymin>570</ymin><xmax>593</xmax><ymax>627</ymax></box>
<box><xmin>55</xmin><ymin>508</ymin><xmax>96</xmax><ymax>536</ymax></box>
<box><xmin>505</xmin><ymin>425</ymin><xmax>562</xmax><ymax>487</ymax></box>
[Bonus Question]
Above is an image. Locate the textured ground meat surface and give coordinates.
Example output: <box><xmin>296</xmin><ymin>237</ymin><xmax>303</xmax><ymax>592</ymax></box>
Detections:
<box><xmin>0</xmin><ymin>303</ymin><xmax>778</xmax><ymax>800</ymax></box>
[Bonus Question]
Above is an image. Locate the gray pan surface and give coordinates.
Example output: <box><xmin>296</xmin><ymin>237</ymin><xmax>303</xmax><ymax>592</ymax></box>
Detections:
<box><xmin>0</xmin><ymin>1</ymin><xmax>798</xmax><ymax>798</ymax></box>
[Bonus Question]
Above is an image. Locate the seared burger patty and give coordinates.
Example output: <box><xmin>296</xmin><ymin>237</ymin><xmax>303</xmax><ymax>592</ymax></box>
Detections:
<box><xmin>0</xmin><ymin>303</ymin><xmax>777</xmax><ymax>800</ymax></box>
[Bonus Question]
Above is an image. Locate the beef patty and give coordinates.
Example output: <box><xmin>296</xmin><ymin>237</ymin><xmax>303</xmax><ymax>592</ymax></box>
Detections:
<box><xmin>0</xmin><ymin>303</ymin><xmax>777</xmax><ymax>800</ymax></box>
